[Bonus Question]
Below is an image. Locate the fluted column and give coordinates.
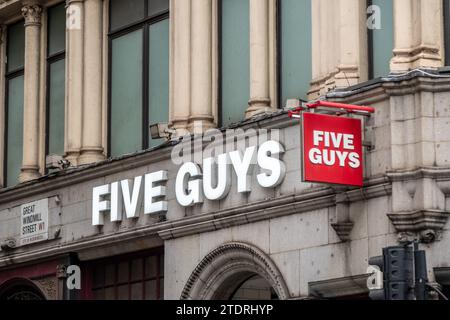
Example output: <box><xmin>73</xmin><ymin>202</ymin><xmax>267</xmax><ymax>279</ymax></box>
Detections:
<box><xmin>170</xmin><ymin>0</ymin><xmax>191</xmax><ymax>136</ymax></box>
<box><xmin>189</xmin><ymin>0</ymin><xmax>214</xmax><ymax>131</ymax></box>
<box><xmin>19</xmin><ymin>2</ymin><xmax>42</xmax><ymax>182</ymax></box>
<box><xmin>65</xmin><ymin>0</ymin><xmax>84</xmax><ymax>165</ymax></box>
<box><xmin>79</xmin><ymin>0</ymin><xmax>105</xmax><ymax>164</ymax></box>
<box><xmin>391</xmin><ymin>0</ymin><xmax>444</xmax><ymax>72</ymax></box>
<box><xmin>247</xmin><ymin>0</ymin><xmax>271</xmax><ymax>118</ymax></box>
<box><xmin>0</xmin><ymin>25</ymin><xmax>6</xmax><ymax>187</ymax></box>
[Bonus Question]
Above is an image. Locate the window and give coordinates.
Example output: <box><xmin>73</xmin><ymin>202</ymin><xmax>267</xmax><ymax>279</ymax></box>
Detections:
<box><xmin>89</xmin><ymin>250</ymin><xmax>164</xmax><ymax>300</ymax></box>
<box><xmin>444</xmin><ymin>0</ymin><xmax>450</xmax><ymax>65</ymax></box>
<box><xmin>279</xmin><ymin>0</ymin><xmax>312</xmax><ymax>106</ymax></box>
<box><xmin>46</xmin><ymin>3</ymin><xmax>66</xmax><ymax>157</ymax></box>
<box><xmin>4</xmin><ymin>22</ymin><xmax>25</xmax><ymax>187</ymax></box>
<box><xmin>219</xmin><ymin>0</ymin><xmax>250</xmax><ymax>127</ymax></box>
<box><xmin>109</xmin><ymin>0</ymin><xmax>169</xmax><ymax>158</ymax></box>
<box><xmin>367</xmin><ymin>0</ymin><xmax>394</xmax><ymax>78</ymax></box>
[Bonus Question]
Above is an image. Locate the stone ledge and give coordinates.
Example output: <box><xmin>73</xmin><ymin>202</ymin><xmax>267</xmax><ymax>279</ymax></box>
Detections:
<box><xmin>387</xmin><ymin>210</ymin><xmax>450</xmax><ymax>243</ymax></box>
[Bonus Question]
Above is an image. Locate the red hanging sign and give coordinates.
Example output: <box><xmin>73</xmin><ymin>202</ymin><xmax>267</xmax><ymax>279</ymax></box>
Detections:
<box><xmin>302</xmin><ymin>113</ymin><xmax>363</xmax><ymax>187</ymax></box>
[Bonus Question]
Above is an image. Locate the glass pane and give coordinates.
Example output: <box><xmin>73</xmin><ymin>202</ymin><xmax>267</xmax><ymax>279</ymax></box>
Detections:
<box><xmin>110</xmin><ymin>29</ymin><xmax>143</xmax><ymax>157</ymax></box>
<box><xmin>145</xmin><ymin>280</ymin><xmax>157</xmax><ymax>300</ymax></box>
<box><xmin>220</xmin><ymin>0</ymin><xmax>250</xmax><ymax>126</ymax></box>
<box><xmin>149</xmin><ymin>18</ymin><xmax>169</xmax><ymax>148</ymax></box>
<box><xmin>145</xmin><ymin>256</ymin><xmax>157</xmax><ymax>278</ymax></box>
<box><xmin>131</xmin><ymin>259</ymin><xmax>143</xmax><ymax>281</ymax></box>
<box><xmin>93</xmin><ymin>265</ymin><xmax>105</xmax><ymax>288</ymax></box>
<box><xmin>93</xmin><ymin>289</ymin><xmax>105</xmax><ymax>300</ymax></box>
<box><xmin>48</xmin><ymin>3</ymin><xmax>66</xmax><ymax>56</ymax></box>
<box><xmin>118</xmin><ymin>261</ymin><xmax>129</xmax><ymax>283</ymax></box>
<box><xmin>110</xmin><ymin>0</ymin><xmax>145</xmax><ymax>31</ymax></box>
<box><xmin>131</xmin><ymin>283</ymin><xmax>143</xmax><ymax>300</ymax></box>
<box><xmin>104</xmin><ymin>287</ymin><xmax>115</xmax><ymax>299</ymax></box>
<box><xmin>371</xmin><ymin>0</ymin><xmax>394</xmax><ymax>78</ymax></box>
<box><xmin>48</xmin><ymin>59</ymin><xmax>66</xmax><ymax>156</ymax></box>
<box><xmin>159</xmin><ymin>278</ymin><xmax>164</xmax><ymax>299</ymax></box>
<box><xmin>117</xmin><ymin>285</ymin><xmax>129</xmax><ymax>300</ymax></box>
<box><xmin>159</xmin><ymin>254</ymin><xmax>164</xmax><ymax>275</ymax></box>
<box><xmin>281</xmin><ymin>0</ymin><xmax>311</xmax><ymax>104</ymax></box>
<box><xmin>6</xmin><ymin>75</ymin><xmax>24</xmax><ymax>187</ymax></box>
<box><xmin>7</xmin><ymin>22</ymin><xmax>25</xmax><ymax>72</ymax></box>
<box><xmin>105</xmin><ymin>264</ymin><xmax>116</xmax><ymax>286</ymax></box>
<box><xmin>148</xmin><ymin>0</ymin><xmax>169</xmax><ymax>17</ymax></box>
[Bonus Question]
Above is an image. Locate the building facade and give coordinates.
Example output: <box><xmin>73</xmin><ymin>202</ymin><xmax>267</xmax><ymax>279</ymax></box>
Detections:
<box><xmin>0</xmin><ymin>0</ymin><xmax>450</xmax><ymax>300</ymax></box>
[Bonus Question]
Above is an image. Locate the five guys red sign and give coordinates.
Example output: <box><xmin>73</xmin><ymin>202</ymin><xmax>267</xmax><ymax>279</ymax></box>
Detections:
<box><xmin>302</xmin><ymin>113</ymin><xmax>363</xmax><ymax>187</ymax></box>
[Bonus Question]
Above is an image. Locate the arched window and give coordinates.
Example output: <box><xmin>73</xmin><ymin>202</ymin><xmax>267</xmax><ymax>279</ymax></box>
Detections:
<box><xmin>0</xmin><ymin>279</ymin><xmax>46</xmax><ymax>300</ymax></box>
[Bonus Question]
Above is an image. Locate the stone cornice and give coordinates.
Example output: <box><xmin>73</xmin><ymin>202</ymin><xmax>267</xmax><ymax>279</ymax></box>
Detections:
<box><xmin>0</xmin><ymin>178</ymin><xmax>392</xmax><ymax>266</ymax></box>
<box><xmin>158</xmin><ymin>179</ymin><xmax>392</xmax><ymax>240</ymax></box>
<box><xmin>0</xmin><ymin>112</ymin><xmax>297</xmax><ymax>206</ymax></box>
<box><xmin>326</xmin><ymin>72</ymin><xmax>450</xmax><ymax>106</ymax></box>
<box><xmin>386</xmin><ymin>167</ymin><xmax>450</xmax><ymax>182</ymax></box>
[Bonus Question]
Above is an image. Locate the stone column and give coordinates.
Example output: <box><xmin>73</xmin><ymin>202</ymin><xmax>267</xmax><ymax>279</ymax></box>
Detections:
<box><xmin>247</xmin><ymin>0</ymin><xmax>271</xmax><ymax>118</ymax></box>
<box><xmin>189</xmin><ymin>0</ymin><xmax>214</xmax><ymax>132</ymax></box>
<box><xmin>170</xmin><ymin>0</ymin><xmax>191</xmax><ymax>137</ymax></box>
<box><xmin>309</xmin><ymin>0</ymin><xmax>368</xmax><ymax>100</ymax></box>
<box><xmin>335</xmin><ymin>0</ymin><xmax>368</xmax><ymax>87</ymax></box>
<box><xmin>391</xmin><ymin>0</ymin><xmax>444</xmax><ymax>72</ymax></box>
<box><xmin>0</xmin><ymin>25</ymin><xmax>6</xmax><ymax>187</ymax></box>
<box><xmin>19</xmin><ymin>2</ymin><xmax>42</xmax><ymax>183</ymax></box>
<box><xmin>79</xmin><ymin>0</ymin><xmax>105</xmax><ymax>164</ymax></box>
<box><xmin>65</xmin><ymin>0</ymin><xmax>84</xmax><ymax>165</ymax></box>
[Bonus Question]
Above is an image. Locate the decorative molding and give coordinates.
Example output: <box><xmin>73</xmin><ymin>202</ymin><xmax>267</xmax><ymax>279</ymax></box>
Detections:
<box><xmin>181</xmin><ymin>242</ymin><xmax>290</xmax><ymax>300</ymax></box>
<box><xmin>56</xmin><ymin>264</ymin><xmax>67</xmax><ymax>279</ymax></box>
<box><xmin>21</xmin><ymin>4</ymin><xmax>42</xmax><ymax>27</ymax></box>
<box><xmin>387</xmin><ymin>210</ymin><xmax>450</xmax><ymax>243</ymax></box>
<box><xmin>331</xmin><ymin>222</ymin><xmax>354</xmax><ymax>242</ymax></box>
<box><xmin>34</xmin><ymin>277</ymin><xmax>57</xmax><ymax>300</ymax></box>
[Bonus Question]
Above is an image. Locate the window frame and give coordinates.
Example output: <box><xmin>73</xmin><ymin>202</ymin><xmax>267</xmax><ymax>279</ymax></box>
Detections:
<box><xmin>45</xmin><ymin>2</ymin><xmax>67</xmax><ymax>160</ymax></box>
<box><xmin>107</xmin><ymin>0</ymin><xmax>169</xmax><ymax>158</ymax></box>
<box><xmin>86</xmin><ymin>248</ymin><xmax>164</xmax><ymax>300</ymax></box>
<box><xmin>444</xmin><ymin>0</ymin><xmax>450</xmax><ymax>65</ymax></box>
<box><xmin>366</xmin><ymin>0</ymin><xmax>394</xmax><ymax>79</ymax></box>
<box><xmin>4</xmin><ymin>20</ymin><xmax>25</xmax><ymax>188</ymax></box>
<box><xmin>277</xmin><ymin>0</ymin><xmax>313</xmax><ymax>107</ymax></box>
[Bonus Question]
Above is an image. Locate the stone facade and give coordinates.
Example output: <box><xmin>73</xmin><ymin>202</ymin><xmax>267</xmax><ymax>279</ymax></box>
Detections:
<box><xmin>0</xmin><ymin>0</ymin><xmax>450</xmax><ymax>300</ymax></box>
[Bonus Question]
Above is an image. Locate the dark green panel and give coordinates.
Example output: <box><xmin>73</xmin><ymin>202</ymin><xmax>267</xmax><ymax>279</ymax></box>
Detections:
<box><xmin>48</xmin><ymin>3</ymin><xmax>67</xmax><ymax>56</ymax></box>
<box><xmin>220</xmin><ymin>0</ymin><xmax>250</xmax><ymax>127</ymax></box>
<box><xmin>149</xmin><ymin>19</ymin><xmax>169</xmax><ymax>148</ymax></box>
<box><xmin>371</xmin><ymin>0</ymin><xmax>394</xmax><ymax>78</ymax></box>
<box><xmin>6</xmin><ymin>76</ymin><xmax>24</xmax><ymax>187</ymax></box>
<box><xmin>110</xmin><ymin>0</ymin><xmax>145</xmax><ymax>31</ymax></box>
<box><xmin>281</xmin><ymin>0</ymin><xmax>311</xmax><ymax>105</ymax></box>
<box><xmin>48</xmin><ymin>59</ymin><xmax>66</xmax><ymax>156</ymax></box>
<box><xmin>110</xmin><ymin>29</ymin><xmax>143</xmax><ymax>157</ymax></box>
<box><xmin>148</xmin><ymin>0</ymin><xmax>169</xmax><ymax>17</ymax></box>
<box><xmin>7</xmin><ymin>22</ymin><xmax>25</xmax><ymax>73</ymax></box>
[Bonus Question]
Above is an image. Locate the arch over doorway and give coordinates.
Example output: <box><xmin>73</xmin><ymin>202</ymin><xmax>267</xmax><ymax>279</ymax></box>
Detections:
<box><xmin>181</xmin><ymin>242</ymin><xmax>290</xmax><ymax>300</ymax></box>
<box><xmin>0</xmin><ymin>278</ymin><xmax>46</xmax><ymax>300</ymax></box>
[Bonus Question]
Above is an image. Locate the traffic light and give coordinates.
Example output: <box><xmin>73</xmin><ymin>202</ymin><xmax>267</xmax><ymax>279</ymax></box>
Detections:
<box><xmin>368</xmin><ymin>243</ymin><xmax>429</xmax><ymax>300</ymax></box>
<box><xmin>367</xmin><ymin>255</ymin><xmax>385</xmax><ymax>300</ymax></box>
<box><xmin>383</xmin><ymin>246</ymin><xmax>414</xmax><ymax>300</ymax></box>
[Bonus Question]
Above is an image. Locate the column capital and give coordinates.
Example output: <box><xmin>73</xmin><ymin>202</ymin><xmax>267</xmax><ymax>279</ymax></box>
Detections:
<box><xmin>21</xmin><ymin>4</ymin><xmax>42</xmax><ymax>27</ymax></box>
<box><xmin>0</xmin><ymin>25</ymin><xmax>6</xmax><ymax>45</ymax></box>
